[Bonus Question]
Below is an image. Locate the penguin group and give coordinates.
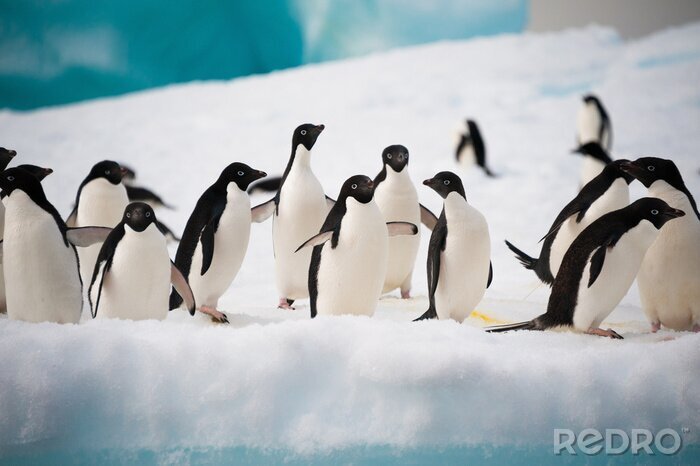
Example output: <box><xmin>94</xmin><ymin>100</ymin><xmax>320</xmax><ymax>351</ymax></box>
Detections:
<box><xmin>0</xmin><ymin>92</ymin><xmax>697</xmax><ymax>338</ymax></box>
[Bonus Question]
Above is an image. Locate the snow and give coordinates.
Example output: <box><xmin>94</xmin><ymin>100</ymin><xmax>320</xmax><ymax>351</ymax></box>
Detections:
<box><xmin>1</xmin><ymin>23</ymin><xmax>699</xmax><ymax>460</ymax></box>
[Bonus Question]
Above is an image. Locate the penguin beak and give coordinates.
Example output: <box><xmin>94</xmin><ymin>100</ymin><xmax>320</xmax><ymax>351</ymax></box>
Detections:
<box><xmin>570</xmin><ymin>147</ymin><xmax>583</xmax><ymax>155</ymax></box>
<box><xmin>8</xmin><ymin>150</ymin><xmax>16</xmax><ymax>158</ymax></box>
<box><xmin>618</xmin><ymin>160</ymin><xmax>642</xmax><ymax>176</ymax></box>
<box><xmin>423</xmin><ymin>178</ymin><xmax>434</xmax><ymax>186</ymax></box>
<box><xmin>255</xmin><ymin>170</ymin><xmax>267</xmax><ymax>180</ymax></box>
<box><xmin>120</xmin><ymin>167</ymin><xmax>129</xmax><ymax>177</ymax></box>
<box><xmin>313</xmin><ymin>124</ymin><xmax>325</xmax><ymax>135</ymax></box>
<box><xmin>43</xmin><ymin>167</ymin><xmax>53</xmax><ymax>177</ymax></box>
<box><xmin>664</xmin><ymin>208</ymin><xmax>685</xmax><ymax>219</ymax></box>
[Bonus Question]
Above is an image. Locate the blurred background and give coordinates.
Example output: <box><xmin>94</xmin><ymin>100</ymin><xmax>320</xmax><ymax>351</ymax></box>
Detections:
<box><xmin>1</xmin><ymin>0</ymin><xmax>699</xmax><ymax>111</ymax></box>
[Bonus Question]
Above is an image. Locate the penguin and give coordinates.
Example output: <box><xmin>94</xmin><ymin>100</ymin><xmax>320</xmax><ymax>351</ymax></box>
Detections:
<box><xmin>118</xmin><ymin>163</ymin><xmax>173</xmax><ymax>209</ymax></box>
<box><xmin>0</xmin><ymin>147</ymin><xmax>17</xmax><ymax>170</ymax></box>
<box><xmin>251</xmin><ymin>123</ymin><xmax>334</xmax><ymax>309</ymax></box>
<box><xmin>372</xmin><ymin>144</ymin><xmax>437</xmax><ymax>298</ymax></box>
<box><xmin>573</xmin><ymin>141</ymin><xmax>614</xmax><ymax>187</ymax></box>
<box><xmin>170</xmin><ymin>162</ymin><xmax>267</xmax><ymax>322</ymax></box>
<box><xmin>13</xmin><ymin>164</ymin><xmax>53</xmax><ymax>181</ymax></box>
<box><xmin>247</xmin><ymin>176</ymin><xmax>283</xmax><ymax>195</ymax></box>
<box><xmin>576</xmin><ymin>94</ymin><xmax>612</xmax><ymax>151</ymax></box>
<box><xmin>0</xmin><ymin>147</ymin><xmax>18</xmax><ymax>314</ymax></box>
<box><xmin>297</xmin><ymin>175</ymin><xmax>417</xmax><ymax>318</ymax></box>
<box><xmin>619</xmin><ymin>157</ymin><xmax>700</xmax><ymax>332</ymax></box>
<box><xmin>90</xmin><ymin>202</ymin><xmax>195</xmax><ymax>321</ymax></box>
<box><xmin>0</xmin><ymin>167</ymin><xmax>111</xmax><ymax>323</ymax></box>
<box><xmin>505</xmin><ymin>159</ymin><xmax>633</xmax><ymax>285</ymax></box>
<box><xmin>66</xmin><ymin>160</ymin><xmax>130</xmax><ymax>288</ymax></box>
<box><xmin>487</xmin><ymin>198</ymin><xmax>685</xmax><ymax>338</ymax></box>
<box><xmin>454</xmin><ymin>119</ymin><xmax>495</xmax><ymax>177</ymax></box>
<box><xmin>414</xmin><ymin>171</ymin><xmax>493</xmax><ymax>323</ymax></box>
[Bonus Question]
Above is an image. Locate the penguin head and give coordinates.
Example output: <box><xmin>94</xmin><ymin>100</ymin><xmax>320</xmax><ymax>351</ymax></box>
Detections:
<box><xmin>633</xmin><ymin>197</ymin><xmax>685</xmax><ymax>229</ymax></box>
<box><xmin>606</xmin><ymin>159</ymin><xmax>635</xmax><ymax>184</ymax></box>
<box><xmin>382</xmin><ymin>145</ymin><xmax>409</xmax><ymax>173</ymax></box>
<box><xmin>619</xmin><ymin>157</ymin><xmax>685</xmax><ymax>190</ymax></box>
<box><xmin>86</xmin><ymin>160</ymin><xmax>127</xmax><ymax>185</ymax></box>
<box><xmin>582</xmin><ymin>94</ymin><xmax>602</xmax><ymax>106</ymax></box>
<box><xmin>119</xmin><ymin>164</ymin><xmax>137</xmax><ymax>183</ymax></box>
<box><xmin>340</xmin><ymin>175</ymin><xmax>375</xmax><ymax>204</ymax></box>
<box><xmin>293</xmin><ymin>123</ymin><xmax>325</xmax><ymax>151</ymax></box>
<box><xmin>218</xmin><ymin>162</ymin><xmax>267</xmax><ymax>191</ymax></box>
<box><xmin>571</xmin><ymin>142</ymin><xmax>612</xmax><ymax>164</ymax></box>
<box><xmin>15</xmin><ymin>164</ymin><xmax>53</xmax><ymax>182</ymax></box>
<box><xmin>0</xmin><ymin>166</ymin><xmax>45</xmax><ymax>198</ymax></box>
<box><xmin>423</xmin><ymin>171</ymin><xmax>466</xmax><ymax>199</ymax></box>
<box><xmin>122</xmin><ymin>202</ymin><xmax>156</xmax><ymax>232</ymax></box>
<box><xmin>0</xmin><ymin>147</ymin><xmax>17</xmax><ymax>171</ymax></box>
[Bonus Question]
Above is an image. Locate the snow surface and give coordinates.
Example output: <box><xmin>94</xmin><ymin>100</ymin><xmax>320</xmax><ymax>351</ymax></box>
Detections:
<box><xmin>1</xmin><ymin>23</ymin><xmax>699</xmax><ymax>459</ymax></box>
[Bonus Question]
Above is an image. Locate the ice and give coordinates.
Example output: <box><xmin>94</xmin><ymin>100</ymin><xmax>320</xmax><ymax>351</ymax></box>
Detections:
<box><xmin>0</xmin><ymin>23</ymin><xmax>699</xmax><ymax>458</ymax></box>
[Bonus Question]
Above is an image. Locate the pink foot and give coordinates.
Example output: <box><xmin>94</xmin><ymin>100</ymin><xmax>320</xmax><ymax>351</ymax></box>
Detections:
<box><xmin>278</xmin><ymin>298</ymin><xmax>295</xmax><ymax>310</ymax></box>
<box><xmin>401</xmin><ymin>289</ymin><xmax>411</xmax><ymax>299</ymax></box>
<box><xmin>199</xmin><ymin>305</ymin><xmax>229</xmax><ymax>324</ymax></box>
<box><xmin>651</xmin><ymin>321</ymin><xmax>661</xmax><ymax>333</ymax></box>
<box><xmin>692</xmin><ymin>324</ymin><xmax>700</xmax><ymax>333</ymax></box>
<box><xmin>586</xmin><ymin>327</ymin><xmax>623</xmax><ymax>339</ymax></box>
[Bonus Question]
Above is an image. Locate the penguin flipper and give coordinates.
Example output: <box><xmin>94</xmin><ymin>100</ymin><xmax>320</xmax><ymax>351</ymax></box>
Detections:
<box><xmin>66</xmin><ymin>226</ymin><xmax>113</xmax><ymax>247</ymax></box>
<box><xmin>171</xmin><ymin>261</ymin><xmax>196</xmax><ymax>315</ymax></box>
<box><xmin>386</xmin><ymin>221</ymin><xmax>418</xmax><ymax>237</ymax></box>
<box><xmin>424</xmin><ymin>212</ymin><xmax>447</xmax><ymax>318</ymax></box>
<box><xmin>89</xmin><ymin>260</ymin><xmax>109</xmax><ymax>319</ymax></box>
<box><xmin>487</xmin><ymin>261</ymin><xmax>493</xmax><ymax>288</ymax></box>
<box><xmin>295</xmin><ymin>230</ymin><xmax>334</xmax><ymax>252</ymax></box>
<box><xmin>251</xmin><ymin>198</ymin><xmax>276</xmax><ymax>223</ymax></box>
<box><xmin>325</xmin><ymin>195</ymin><xmax>336</xmax><ymax>210</ymax></box>
<box><xmin>504</xmin><ymin>240</ymin><xmax>538</xmax><ymax>271</ymax></box>
<box><xmin>65</xmin><ymin>206</ymin><xmax>78</xmax><ymax>228</ymax></box>
<box><xmin>155</xmin><ymin>220</ymin><xmax>181</xmax><ymax>242</ymax></box>
<box><xmin>485</xmin><ymin>321</ymin><xmax>536</xmax><ymax>333</ymax></box>
<box><xmin>200</xmin><ymin>203</ymin><xmax>225</xmax><ymax>275</ymax></box>
<box><xmin>419</xmin><ymin>204</ymin><xmax>438</xmax><ymax>230</ymax></box>
<box><xmin>588</xmin><ymin>246</ymin><xmax>608</xmax><ymax>288</ymax></box>
<box><xmin>247</xmin><ymin>176</ymin><xmax>282</xmax><ymax>195</ymax></box>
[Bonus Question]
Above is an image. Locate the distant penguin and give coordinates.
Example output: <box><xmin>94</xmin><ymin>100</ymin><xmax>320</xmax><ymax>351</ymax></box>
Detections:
<box><xmin>373</xmin><ymin>145</ymin><xmax>437</xmax><ymax>298</ymax></box>
<box><xmin>66</xmin><ymin>160</ymin><xmax>129</xmax><ymax>287</ymax></box>
<box><xmin>90</xmin><ymin>203</ymin><xmax>195</xmax><ymax>321</ymax></box>
<box><xmin>297</xmin><ymin>175</ymin><xmax>417</xmax><ymax>318</ymax></box>
<box><xmin>118</xmin><ymin>163</ymin><xmax>173</xmax><ymax>209</ymax></box>
<box><xmin>573</xmin><ymin>141</ymin><xmax>614</xmax><ymax>187</ymax></box>
<box><xmin>0</xmin><ymin>168</ymin><xmax>111</xmax><ymax>323</ymax></box>
<box><xmin>488</xmin><ymin>198</ymin><xmax>684</xmax><ymax>338</ymax></box>
<box><xmin>454</xmin><ymin>119</ymin><xmax>495</xmax><ymax>177</ymax></box>
<box><xmin>170</xmin><ymin>163</ymin><xmax>266</xmax><ymax>322</ymax></box>
<box><xmin>577</xmin><ymin>94</ymin><xmax>612</xmax><ymax>151</ymax></box>
<box><xmin>506</xmin><ymin>159</ymin><xmax>633</xmax><ymax>285</ymax></box>
<box><xmin>414</xmin><ymin>172</ymin><xmax>492</xmax><ymax>323</ymax></box>
<box><xmin>251</xmin><ymin>124</ymin><xmax>333</xmax><ymax>309</ymax></box>
<box><xmin>620</xmin><ymin>157</ymin><xmax>700</xmax><ymax>332</ymax></box>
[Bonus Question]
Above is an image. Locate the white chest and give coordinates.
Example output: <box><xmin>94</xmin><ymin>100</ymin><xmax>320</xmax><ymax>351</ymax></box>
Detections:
<box><xmin>76</xmin><ymin>179</ymin><xmax>129</xmax><ymax>227</ymax></box>
<box><xmin>577</xmin><ymin>104</ymin><xmax>602</xmax><ymax>144</ymax></box>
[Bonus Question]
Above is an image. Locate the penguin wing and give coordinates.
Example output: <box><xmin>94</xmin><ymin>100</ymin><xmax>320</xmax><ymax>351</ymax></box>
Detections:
<box><xmin>587</xmin><ymin>230</ymin><xmax>624</xmax><ymax>288</ymax></box>
<box><xmin>247</xmin><ymin>176</ymin><xmax>282</xmax><ymax>195</ymax></box>
<box><xmin>419</xmin><ymin>204</ymin><xmax>438</xmax><ymax>230</ymax></box>
<box><xmin>427</xmin><ymin>213</ymin><xmax>448</xmax><ymax>303</ymax></box>
<box><xmin>88</xmin><ymin>225</ymin><xmax>125</xmax><ymax>318</ymax></box>
<box><xmin>539</xmin><ymin>195</ymin><xmax>594</xmax><ymax>243</ymax></box>
<box><xmin>171</xmin><ymin>261</ymin><xmax>196</xmax><ymax>315</ymax></box>
<box><xmin>66</xmin><ymin>226</ymin><xmax>113</xmax><ymax>247</ymax></box>
<box><xmin>199</xmin><ymin>200</ymin><xmax>226</xmax><ymax>275</ymax></box>
<box><xmin>155</xmin><ymin>220</ymin><xmax>180</xmax><ymax>242</ymax></box>
<box><xmin>386</xmin><ymin>222</ymin><xmax>418</xmax><ymax>236</ymax></box>
<box><xmin>295</xmin><ymin>230</ymin><xmax>335</xmax><ymax>252</ymax></box>
<box><xmin>251</xmin><ymin>198</ymin><xmax>276</xmax><ymax>223</ymax></box>
<box><xmin>65</xmin><ymin>205</ymin><xmax>78</xmax><ymax>227</ymax></box>
<box><xmin>487</xmin><ymin>261</ymin><xmax>493</xmax><ymax>288</ymax></box>
<box><xmin>455</xmin><ymin>134</ymin><xmax>471</xmax><ymax>161</ymax></box>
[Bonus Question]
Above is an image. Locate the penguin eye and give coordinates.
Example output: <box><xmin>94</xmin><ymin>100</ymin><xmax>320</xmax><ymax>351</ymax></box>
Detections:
<box><xmin>145</xmin><ymin>211</ymin><xmax>151</xmax><ymax>218</ymax></box>
<box><xmin>651</xmin><ymin>209</ymin><xmax>659</xmax><ymax>215</ymax></box>
<box><xmin>443</xmin><ymin>180</ymin><xmax>451</xmax><ymax>185</ymax></box>
<box><xmin>237</xmin><ymin>171</ymin><xmax>245</xmax><ymax>176</ymax></box>
<box><xmin>647</xmin><ymin>166</ymin><xmax>655</xmax><ymax>171</ymax></box>
<box><xmin>351</xmin><ymin>183</ymin><xmax>358</xmax><ymax>189</ymax></box>
<box><xmin>300</xmin><ymin>130</ymin><xmax>307</xmax><ymax>136</ymax></box>
<box><xmin>6</xmin><ymin>175</ymin><xmax>14</xmax><ymax>182</ymax></box>
<box><xmin>387</xmin><ymin>154</ymin><xmax>392</xmax><ymax>159</ymax></box>
<box><xmin>126</xmin><ymin>212</ymin><xmax>131</xmax><ymax>218</ymax></box>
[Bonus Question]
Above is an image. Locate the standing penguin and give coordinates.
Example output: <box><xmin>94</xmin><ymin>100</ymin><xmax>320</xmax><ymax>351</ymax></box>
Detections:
<box><xmin>414</xmin><ymin>172</ymin><xmax>492</xmax><ymax>323</ymax></box>
<box><xmin>573</xmin><ymin>141</ymin><xmax>614</xmax><ymax>187</ymax></box>
<box><xmin>0</xmin><ymin>168</ymin><xmax>111</xmax><ymax>323</ymax></box>
<box><xmin>170</xmin><ymin>163</ymin><xmax>267</xmax><ymax>322</ymax></box>
<box><xmin>505</xmin><ymin>159</ymin><xmax>633</xmax><ymax>285</ymax></box>
<box><xmin>67</xmin><ymin>160</ymin><xmax>130</xmax><ymax>287</ymax></box>
<box><xmin>251</xmin><ymin>124</ymin><xmax>332</xmax><ymax>309</ymax></box>
<box><xmin>577</xmin><ymin>94</ymin><xmax>612</xmax><ymax>151</ymax></box>
<box><xmin>454</xmin><ymin>119</ymin><xmax>495</xmax><ymax>177</ymax></box>
<box><xmin>620</xmin><ymin>158</ymin><xmax>700</xmax><ymax>332</ymax></box>
<box><xmin>373</xmin><ymin>145</ymin><xmax>437</xmax><ymax>298</ymax></box>
<box><xmin>90</xmin><ymin>203</ymin><xmax>195</xmax><ymax>321</ymax></box>
<box><xmin>297</xmin><ymin>175</ymin><xmax>417</xmax><ymax>318</ymax></box>
<box><xmin>0</xmin><ymin>147</ymin><xmax>18</xmax><ymax>314</ymax></box>
<box><xmin>488</xmin><ymin>198</ymin><xmax>684</xmax><ymax>338</ymax></box>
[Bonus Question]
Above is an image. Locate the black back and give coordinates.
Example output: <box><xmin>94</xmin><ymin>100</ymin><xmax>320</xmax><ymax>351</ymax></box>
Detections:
<box><xmin>374</xmin><ymin>145</ymin><xmax>409</xmax><ymax>187</ymax></box>
<box><xmin>0</xmin><ymin>147</ymin><xmax>17</xmax><ymax>171</ymax></box>
<box><xmin>583</xmin><ymin>94</ymin><xmax>612</xmax><ymax>148</ymax></box>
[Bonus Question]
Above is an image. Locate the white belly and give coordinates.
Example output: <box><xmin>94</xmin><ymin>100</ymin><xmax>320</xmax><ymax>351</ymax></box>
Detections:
<box><xmin>457</xmin><ymin>144</ymin><xmax>476</xmax><ymax>168</ymax></box>
<box><xmin>188</xmin><ymin>186</ymin><xmax>252</xmax><ymax>307</ymax></box>
<box><xmin>434</xmin><ymin>193</ymin><xmax>491</xmax><ymax>323</ymax></box>
<box><xmin>373</xmin><ymin>170</ymin><xmax>421</xmax><ymax>293</ymax></box>
<box><xmin>4</xmin><ymin>191</ymin><xmax>82</xmax><ymax>323</ymax></box>
<box><xmin>316</xmin><ymin>199</ymin><xmax>388</xmax><ymax>316</ymax></box>
<box><xmin>92</xmin><ymin>224</ymin><xmax>170</xmax><ymax>321</ymax></box>
<box><xmin>549</xmin><ymin>179</ymin><xmax>629</xmax><ymax>278</ymax></box>
<box><xmin>638</xmin><ymin>182</ymin><xmax>700</xmax><ymax>330</ymax></box>
<box><xmin>0</xmin><ymin>202</ymin><xmax>6</xmax><ymax>312</ymax></box>
<box><xmin>273</xmin><ymin>167</ymin><xmax>328</xmax><ymax>300</ymax></box>
<box><xmin>75</xmin><ymin>179</ymin><xmax>129</xmax><ymax>287</ymax></box>
<box><xmin>577</xmin><ymin>104</ymin><xmax>602</xmax><ymax>145</ymax></box>
<box><xmin>573</xmin><ymin>221</ymin><xmax>658</xmax><ymax>331</ymax></box>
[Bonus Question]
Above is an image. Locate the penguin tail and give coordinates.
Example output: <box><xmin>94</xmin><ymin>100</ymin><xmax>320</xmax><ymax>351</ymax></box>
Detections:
<box><xmin>485</xmin><ymin>321</ymin><xmax>536</xmax><ymax>333</ymax></box>
<box><xmin>504</xmin><ymin>240</ymin><xmax>538</xmax><ymax>271</ymax></box>
<box><xmin>414</xmin><ymin>306</ymin><xmax>438</xmax><ymax>322</ymax></box>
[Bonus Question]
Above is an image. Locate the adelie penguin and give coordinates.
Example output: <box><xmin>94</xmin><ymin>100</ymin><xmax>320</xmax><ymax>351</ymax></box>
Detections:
<box><xmin>170</xmin><ymin>162</ymin><xmax>267</xmax><ymax>322</ymax></box>
<box><xmin>0</xmin><ymin>148</ymin><xmax>19</xmax><ymax>314</ymax></box>
<box><xmin>251</xmin><ymin>124</ymin><xmax>333</xmax><ymax>309</ymax></box>
<box><xmin>488</xmin><ymin>198</ymin><xmax>685</xmax><ymax>339</ymax></box>
<box><xmin>454</xmin><ymin>119</ymin><xmax>496</xmax><ymax>177</ymax></box>
<box><xmin>0</xmin><ymin>167</ymin><xmax>111</xmax><ymax>323</ymax></box>
<box><xmin>297</xmin><ymin>175</ymin><xmax>417</xmax><ymax>318</ymax></box>
<box><xmin>620</xmin><ymin>157</ymin><xmax>700</xmax><ymax>332</ymax></box>
<box><xmin>90</xmin><ymin>202</ymin><xmax>196</xmax><ymax>321</ymax></box>
<box><xmin>373</xmin><ymin>145</ymin><xmax>437</xmax><ymax>298</ymax></box>
<box><xmin>573</xmin><ymin>141</ymin><xmax>614</xmax><ymax>188</ymax></box>
<box><xmin>577</xmin><ymin>94</ymin><xmax>612</xmax><ymax>151</ymax></box>
<box><xmin>414</xmin><ymin>172</ymin><xmax>492</xmax><ymax>323</ymax></box>
<box><xmin>506</xmin><ymin>159</ymin><xmax>633</xmax><ymax>285</ymax></box>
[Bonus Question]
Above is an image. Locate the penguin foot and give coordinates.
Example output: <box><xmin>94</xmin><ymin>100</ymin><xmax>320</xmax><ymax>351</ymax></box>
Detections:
<box><xmin>692</xmin><ymin>324</ymin><xmax>700</xmax><ymax>333</ymax></box>
<box><xmin>278</xmin><ymin>298</ymin><xmax>295</xmax><ymax>310</ymax></box>
<box><xmin>199</xmin><ymin>305</ymin><xmax>229</xmax><ymax>324</ymax></box>
<box><xmin>651</xmin><ymin>321</ymin><xmax>661</xmax><ymax>333</ymax></box>
<box><xmin>586</xmin><ymin>327</ymin><xmax>623</xmax><ymax>339</ymax></box>
<box><xmin>400</xmin><ymin>289</ymin><xmax>411</xmax><ymax>299</ymax></box>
